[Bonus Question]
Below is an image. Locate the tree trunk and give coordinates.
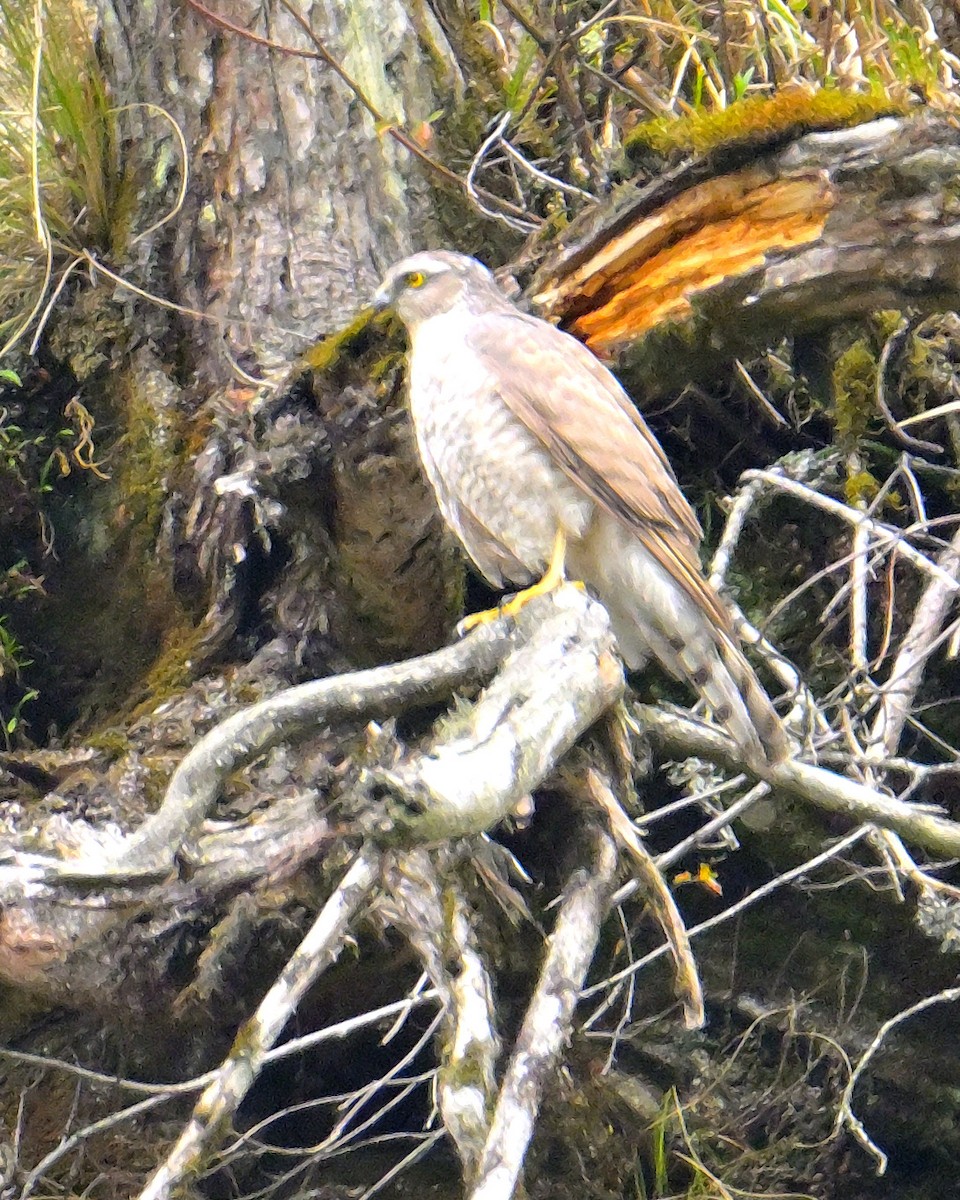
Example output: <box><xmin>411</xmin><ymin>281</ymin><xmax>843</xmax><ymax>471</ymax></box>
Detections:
<box><xmin>3</xmin><ymin>4</ymin><xmax>960</xmax><ymax>1200</ymax></box>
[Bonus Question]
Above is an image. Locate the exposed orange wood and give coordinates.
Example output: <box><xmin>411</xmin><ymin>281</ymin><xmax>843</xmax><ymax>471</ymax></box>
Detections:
<box><xmin>536</xmin><ymin>171</ymin><xmax>835</xmax><ymax>356</ymax></box>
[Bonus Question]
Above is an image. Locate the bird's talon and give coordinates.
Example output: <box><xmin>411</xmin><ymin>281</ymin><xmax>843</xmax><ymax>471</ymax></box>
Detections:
<box><xmin>457</xmin><ymin>529</ymin><xmax>573</xmax><ymax>635</ymax></box>
<box><xmin>457</xmin><ymin>606</ymin><xmax>504</xmax><ymax>636</ymax></box>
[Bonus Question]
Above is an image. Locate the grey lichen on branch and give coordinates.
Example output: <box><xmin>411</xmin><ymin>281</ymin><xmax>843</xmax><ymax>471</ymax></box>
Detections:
<box><xmin>637</xmin><ymin>703</ymin><xmax>960</xmax><ymax>860</ymax></box>
<box><xmin>370</xmin><ymin>585</ymin><xmax>624</xmax><ymax>843</ymax></box>
<box><xmin>1</xmin><ymin>586</ymin><xmax>621</xmax><ymax>891</ymax></box>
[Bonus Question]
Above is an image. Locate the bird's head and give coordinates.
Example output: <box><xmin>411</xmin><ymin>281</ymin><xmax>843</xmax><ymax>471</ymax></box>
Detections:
<box><xmin>373</xmin><ymin>251</ymin><xmax>507</xmax><ymax>329</ymax></box>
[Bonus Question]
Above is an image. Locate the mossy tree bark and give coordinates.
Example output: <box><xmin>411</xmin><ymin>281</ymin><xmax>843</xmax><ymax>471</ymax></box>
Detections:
<box><xmin>3</xmin><ymin>4</ymin><xmax>960</xmax><ymax>1200</ymax></box>
<box><xmin>1</xmin><ymin>0</ymin><xmax>474</xmax><ymax>1189</ymax></box>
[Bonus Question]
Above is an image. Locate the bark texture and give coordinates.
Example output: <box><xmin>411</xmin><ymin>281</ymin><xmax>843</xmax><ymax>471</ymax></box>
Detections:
<box><xmin>531</xmin><ymin>112</ymin><xmax>960</xmax><ymax>394</ymax></box>
<box><xmin>3</xmin><ymin>4</ymin><xmax>960</xmax><ymax>1200</ymax></box>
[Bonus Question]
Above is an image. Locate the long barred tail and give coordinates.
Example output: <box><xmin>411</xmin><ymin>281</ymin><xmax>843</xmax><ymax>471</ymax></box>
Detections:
<box><xmin>715</xmin><ymin>636</ymin><xmax>791</xmax><ymax>766</ymax></box>
<box><xmin>648</xmin><ymin>620</ymin><xmax>789</xmax><ymax>770</ymax></box>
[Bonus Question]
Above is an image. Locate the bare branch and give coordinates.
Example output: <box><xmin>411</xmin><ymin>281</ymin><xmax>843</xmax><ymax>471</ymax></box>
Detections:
<box><xmin>585</xmin><ymin>827</ymin><xmax>871</xmax><ymax>1002</ymax></box>
<box><xmin>742</xmin><ymin>468</ymin><xmax>960</xmax><ymax>591</ymax></box>
<box><xmin>138</xmin><ymin>846</ymin><xmax>382</xmax><ymax>1200</ymax></box>
<box><xmin>836</xmin><ymin>984</ymin><xmax>960</xmax><ymax>1175</ymax></box>
<box><xmin>867</xmin><ymin>524</ymin><xmax>960</xmax><ymax>760</ymax></box>
<box><xmin>634</xmin><ymin>704</ymin><xmax>960</xmax><ymax>859</ymax></box>
<box><xmin>5</xmin><ymin>618</ymin><xmax>516</xmax><ymax>888</ymax></box>
<box><xmin>378</xmin><ymin>586</ymin><xmax>624</xmax><ymax>842</ymax></box>
<box><xmin>586</xmin><ymin>767</ymin><xmax>704</xmax><ymax>1029</ymax></box>
<box><xmin>468</xmin><ymin>824</ymin><xmax>619</xmax><ymax>1200</ymax></box>
<box><xmin>438</xmin><ymin>883</ymin><xmax>501</xmax><ymax>1172</ymax></box>
<box><xmin>381</xmin><ymin>848</ymin><xmax>500</xmax><ymax>1176</ymax></box>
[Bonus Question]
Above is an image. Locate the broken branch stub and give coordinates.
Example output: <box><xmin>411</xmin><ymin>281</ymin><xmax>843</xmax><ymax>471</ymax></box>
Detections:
<box><xmin>372</xmin><ymin>585</ymin><xmax>625</xmax><ymax>843</ymax></box>
<box><xmin>530</xmin><ymin>113</ymin><xmax>960</xmax><ymax>395</ymax></box>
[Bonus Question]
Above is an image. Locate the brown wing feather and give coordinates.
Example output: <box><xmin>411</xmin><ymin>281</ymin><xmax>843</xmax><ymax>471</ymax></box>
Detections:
<box><xmin>466</xmin><ymin>311</ymin><xmax>734</xmax><ymax>631</ymax></box>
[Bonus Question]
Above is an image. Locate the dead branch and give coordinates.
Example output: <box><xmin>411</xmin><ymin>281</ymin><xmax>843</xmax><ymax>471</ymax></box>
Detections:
<box><xmin>138</xmin><ymin>845</ymin><xmax>382</xmax><ymax>1200</ymax></box>
<box><xmin>585</xmin><ymin>767</ymin><xmax>704</xmax><ymax>1029</ymax></box>
<box><xmin>375</xmin><ymin>586</ymin><xmax>624</xmax><ymax>842</ymax></box>
<box><xmin>0</xmin><ymin>617</ymin><xmax>516</xmax><ymax>891</ymax></box>
<box><xmin>742</xmin><ymin>466</ymin><xmax>960</xmax><ymax>592</ymax></box>
<box><xmin>468</xmin><ymin>822</ymin><xmax>619</xmax><ymax>1200</ymax></box>
<box><xmin>530</xmin><ymin>114</ymin><xmax>960</xmax><ymax>395</ymax></box>
<box><xmin>634</xmin><ymin>704</ymin><xmax>960</xmax><ymax>859</ymax></box>
<box><xmin>585</xmin><ymin>826</ymin><xmax>872</xmax><ymax>1005</ymax></box>
<box><xmin>866</xmin><ymin>524</ymin><xmax>960</xmax><ymax>761</ymax></box>
<box><xmin>380</xmin><ymin>848</ymin><xmax>501</xmax><ymax>1176</ymax></box>
<box><xmin>836</xmin><ymin>984</ymin><xmax>960</xmax><ymax>1175</ymax></box>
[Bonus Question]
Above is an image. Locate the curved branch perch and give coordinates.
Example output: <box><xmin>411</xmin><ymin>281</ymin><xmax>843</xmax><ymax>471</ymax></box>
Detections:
<box><xmin>6</xmin><ymin>617</ymin><xmax>516</xmax><ymax>887</ymax></box>
<box><xmin>376</xmin><ymin>586</ymin><xmax>624</xmax><ymax>842</ymax></box>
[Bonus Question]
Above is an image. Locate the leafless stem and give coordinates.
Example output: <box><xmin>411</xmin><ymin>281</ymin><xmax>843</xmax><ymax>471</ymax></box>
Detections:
<box><xmin>586</xmin><ymin>768</ymin><xmax>704</xmax><ymax>1029</ymax></box>
<box><xmin>874</xmin><ymin>317</ymin><xmax>943</xmax><ymax>454</ymax></box>
<box><xmin>836</xmin><ymin>984</ymin><xmax>960</xmax><ymax>1174</ymax></box>
<box><xmin>466</xmin><ymin>115</ymin><xmax>541</xmax><ymax>233</ymax></box>
<box><xmin>584</xmin><ymin>827</ymin><xmax>871</xmax><ymax>1002</ymax></box>
<box><xmin>634</xmin><ymin>704</ymin><xmax>960</xmax><ymax>859</ymax></box>
<box><xmin>849</xmin><ymin>485</ymin><xmax>871</xmax><ymax>676</ymax></box>
<box><xmin>137</xmin><ymin>846</ymin><xmax>382</xmax><ymax>1200</ymax></box>
<box><xmin>741</xmin><ymin>469</ymin><xmax>960</xmax><ymax>590</ymax></box>
<box><xmin>468</xmin><ymin>824</ymin><xmax>619</xmax><ymax>1200</ymax></box>
<box><xmin>866</xmin><ymin>524</ymin><xmax>960</xmax><ymax>760</ymax></box>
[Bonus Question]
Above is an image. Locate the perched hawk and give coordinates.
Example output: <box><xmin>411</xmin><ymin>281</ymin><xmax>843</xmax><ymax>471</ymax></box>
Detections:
<box><xmin>374</xmin><ymin>251</ymin><xmax>788</xmax><ymax>767</ymax></box>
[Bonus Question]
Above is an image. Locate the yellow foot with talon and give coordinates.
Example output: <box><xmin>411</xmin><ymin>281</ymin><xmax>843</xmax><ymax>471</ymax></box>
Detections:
<box><xmin>458</xmin><ymin>529</ymin><xmax>584</xmax><ymax>634</ymax></box>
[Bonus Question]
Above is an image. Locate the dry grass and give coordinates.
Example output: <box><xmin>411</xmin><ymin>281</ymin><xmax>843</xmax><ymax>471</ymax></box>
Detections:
<box><xmin>0</xmin><ymin>0</ymin><xmax>124</xmax><ymax>357</ymax></box>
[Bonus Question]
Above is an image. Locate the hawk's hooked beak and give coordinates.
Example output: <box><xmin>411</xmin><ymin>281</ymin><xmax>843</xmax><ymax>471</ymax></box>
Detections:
<box><xmin>372</xmin><ymin>281</ymin><xmax>393</xmax><ymax>312</ymax></box>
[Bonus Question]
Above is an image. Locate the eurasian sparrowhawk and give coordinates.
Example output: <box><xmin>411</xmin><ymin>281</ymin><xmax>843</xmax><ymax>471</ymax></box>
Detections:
<box><xmin>374</xmin><ymin>251</ymin><xmax>788</xmax><ymax>767</ymax></box>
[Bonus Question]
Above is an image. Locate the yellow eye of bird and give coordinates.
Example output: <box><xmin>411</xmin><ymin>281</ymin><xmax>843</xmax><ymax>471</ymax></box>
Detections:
<box><xmin>406</xmin><ymin>270</ymin><xmax>426</xmax><ymax>289</ymax></box>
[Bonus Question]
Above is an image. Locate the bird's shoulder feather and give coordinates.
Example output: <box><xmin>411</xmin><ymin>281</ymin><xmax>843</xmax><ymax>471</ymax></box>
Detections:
<box><xmin>466</xmin><ymin>312</ymin><xmax>700</xmax><ymax>539</ymax></box>
<box><xmin>464</xmin><ymin>311</ymin><xmax>733</xmax><ymax>628</ymax></box>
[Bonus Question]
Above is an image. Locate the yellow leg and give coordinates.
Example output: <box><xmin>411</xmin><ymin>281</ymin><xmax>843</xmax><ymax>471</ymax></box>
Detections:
<box><xmin>460</xmin><ymin>529</ymin><xmax>582</xmax><ymax>632</ymax></box>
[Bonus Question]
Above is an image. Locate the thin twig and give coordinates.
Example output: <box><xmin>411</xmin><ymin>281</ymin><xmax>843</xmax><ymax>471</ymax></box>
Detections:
<box><xmin>357</xmin><ymin>1129</ymin><xmax>445</xmax><ymax>1200</ymax></box>
<box><xmin>499</xmin><ymin>136</ymin><xmax>595</xmax><ymax>200</ymax></box>
<box><xmin>584</xmin><ymin>827</ymin><xmax>871</xmax><ymax>1001</ymax></box>
<box><xmin>733</xmin><ymin>360</ymin><xmax>789</xmax><ymax>428</ymax></box>
<box><xmin>468</xmin><ymin>824</ymin><xmax>619</xmax><ymax>1200</ymax></box>
<box><xmin>836</xmin><ymin>985</ymin><xmax>960</xmax><ymax>1175</ymax></box>
<box><xmin>741</xmin><ymin>469</ymin><xmax>960</xmax><ymax>591</ymax></box>
<box><xmin>586</xmin><ymin>768</ymin><xmax>704</xmax><ymax>1029</ymax></box>
<box><xmin>466</xmin><ymin>115</ymin><xmax>541</xmax><ymax>233</ymax></box>
<box><xmin>874</xmin><ymin>318</ymin><xmax>942</xmax><ymax>453</ymax></box>
<box><xmin>866</xmin><ymin>524</ymin><xmax>960</xmax><ymax>760</ymax></box>
<box><xmin>19</xmin><ymin>1095</ymin><xmax>173</xmax><ymax>1200</ymax></box>
<box><xmin>138</xmin><ymin>846</ymin><xmax>382</xmax><ymax>1200</ymax></box>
